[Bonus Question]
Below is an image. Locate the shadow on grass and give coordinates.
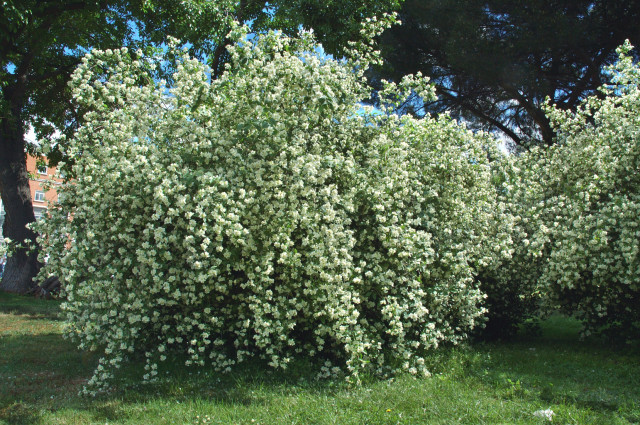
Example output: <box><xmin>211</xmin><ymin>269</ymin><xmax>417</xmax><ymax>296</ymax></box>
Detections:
<box><xmin>0</xmin><ymin>292</ymin><xmax>63</xmax><ymax>321</ymax></box>
<box><xmin>0</xmin><ymin>329</ymin><xmax>338</xmax><ymax>424</ymax></box>
<box><xmin>114</xmin><ymin>352</ymin><xmax>338</xmax><ymax>403</ymax></box>
<box><xmin>1</xmin><ymin>314</ymin><xmax>639</xmax><ymax>424</ymax></box>
<box><xmin>0</xmin><ymin>402</ymin><xmax>41</xmax><ymax>425</ymax></box>
<box><xmin>422</xmin><ymin>315</ymin><xmax>640</xmax><ymax>421</ymax></box>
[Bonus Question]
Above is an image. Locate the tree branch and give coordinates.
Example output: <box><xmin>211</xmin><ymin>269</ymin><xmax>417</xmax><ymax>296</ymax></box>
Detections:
<box><xmin>437</xmin><ymin>88</ymin><xmax>524</xmax><ymax>146</ymax></box>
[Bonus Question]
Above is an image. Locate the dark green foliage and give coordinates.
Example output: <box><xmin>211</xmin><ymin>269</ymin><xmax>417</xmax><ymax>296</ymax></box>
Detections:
<box><xmin>377</xmin><ymin>0</ymin><xmax>640</xmax><ymax>146</ymax></box>
<box><xmin>476</xmin><ymin>273</ymin><xmax>540</xmax><ymax>340</ymax></box>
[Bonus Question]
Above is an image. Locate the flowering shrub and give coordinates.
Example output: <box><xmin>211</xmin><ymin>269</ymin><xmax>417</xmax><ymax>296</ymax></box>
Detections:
<box><xmin>484</xmin><ymin>42</ymin><xmax>640</xmax><ymax>340</ymax></box>
<box><xmin>37</xmin><ymin>19</ymin><xmax>509</xmax><ymax>393</ymax></box>
<box><xmin>473</xmin><ymin>150</ymin><xmax>543</xmax><ymax>338</ymax></box>
<box><xmin>478</xmin><ymin>43</ymin><xmax>640</xmax><ymax>341</ymax></box>
<box><xmin>533</xmin><ymin>42</ymin><xmax>640</xmax><ymax>340</ymax></box>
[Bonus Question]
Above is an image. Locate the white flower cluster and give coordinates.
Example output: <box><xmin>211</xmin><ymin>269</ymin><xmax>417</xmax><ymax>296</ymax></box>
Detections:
<box><xmin>475</xmin><ymin>148</ymin><xmax>550</xmax><ymax>337</ymax></box>
<box><xmin>540</xmin><ymin>42</ymin><xmax>640</xmax><ymax>339</ymax></box>
<box><xmin>491</xmin><ymin>41</ymin><xmax>640</xmax><ymax>340</ymax></box>
<box><xmin>36</xmin><ymin>19</ymin><xmax>509</xmax><ymax>393</ymax></box>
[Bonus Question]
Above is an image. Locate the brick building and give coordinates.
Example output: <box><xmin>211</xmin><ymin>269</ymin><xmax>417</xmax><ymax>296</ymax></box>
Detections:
<box><xmin>0</xmin><ymin>155</ymin><xmax>62</xmax><ymax>244</ymax></box>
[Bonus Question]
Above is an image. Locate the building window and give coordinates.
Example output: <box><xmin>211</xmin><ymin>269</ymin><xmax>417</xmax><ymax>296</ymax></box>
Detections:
<box><xmin>37</xmin><ymin>165</ymin><xmax>48</xmax><ymax>175</ymax></box>
<box><xmin>34</xmin><ymin>191</ymin><xmax>46</xmax><ymax>202</ymax></box>
<box><xmin>34</xmin><ymin>207</ymin><xmax>46</xmax><ymax>221</ymax></box>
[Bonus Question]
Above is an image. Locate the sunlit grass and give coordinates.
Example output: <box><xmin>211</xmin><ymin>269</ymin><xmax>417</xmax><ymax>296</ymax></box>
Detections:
<box><xmin>1</xmin><ymin>291</ymin><xmax>638</xmax><ymax>424</ymax></box>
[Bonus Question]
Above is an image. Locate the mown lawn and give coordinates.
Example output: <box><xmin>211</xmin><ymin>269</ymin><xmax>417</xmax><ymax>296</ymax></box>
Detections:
<box><xmin>1</xmin><ymin>291</ymin><xmax>638</xmax><ymax>425</ymax></box>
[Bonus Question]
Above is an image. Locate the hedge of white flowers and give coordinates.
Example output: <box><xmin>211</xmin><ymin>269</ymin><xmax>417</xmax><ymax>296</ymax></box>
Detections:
<box><xmin>36</xmin><ymin>18</ymin><xmax>511</xmax><ymax>393</ymax></box>
<box><xmin>481</xmin><ymin>42</ymin><xmax>640</xmax><ymax>341</ymax></box>
<box><xmin>525</xmin><ymin>42</ymin><xmax>640</xmax><ymax>340</ymax></box>
<box><xmin>472</xmin><ymin>150</ymin><xmax>543</xmax><ymax>338</ymax></box>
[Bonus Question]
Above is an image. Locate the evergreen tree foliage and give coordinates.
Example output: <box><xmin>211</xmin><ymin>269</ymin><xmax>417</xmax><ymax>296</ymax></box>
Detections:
<box><xmin>377</xmin><ymin>0</ymin><xmax>640</xmax><ymax>146</ymax></box>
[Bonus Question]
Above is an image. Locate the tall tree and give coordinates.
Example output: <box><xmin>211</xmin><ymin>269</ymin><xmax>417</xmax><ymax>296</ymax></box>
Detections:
<box><xmin>0</xmin><ymin>0</ymin><xmax>400</xmax><ymax>293</ymax></box>
<box><xmin>377</xmin><ymin>0</ymin><xmax>640</xmax><ymax>147</ymax></box>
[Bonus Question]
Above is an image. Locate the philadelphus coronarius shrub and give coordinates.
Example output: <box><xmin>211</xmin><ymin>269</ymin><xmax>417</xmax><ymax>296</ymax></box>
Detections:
<box><xmin>472</xmin><ymin>151</ymin><xmax>544</xmax><ymax>338</ymax></box>
<box><xmin>464</xmin><ymin>42</ymin><xmax>640</xmax><ymax>341</ymax></box>
<box><xmin>529</xmin><ymin>42</ymin><xmax>640</xmax><ymax>340</ymax></box>
<box><xmin>37</xmin><ymin>18</ymin><xmax>510</xmax><ymax>393</ymax></box>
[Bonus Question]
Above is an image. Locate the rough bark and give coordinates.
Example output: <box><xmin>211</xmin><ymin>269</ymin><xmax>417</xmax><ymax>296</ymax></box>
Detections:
<box><xmin>0</xmin><ymin>85</ymin><xmax>40</xmax><ymax>294</ymax></box>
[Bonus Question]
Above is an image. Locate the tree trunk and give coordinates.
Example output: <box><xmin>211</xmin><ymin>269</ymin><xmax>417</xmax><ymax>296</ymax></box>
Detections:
<box><xmin>0</xmin><ymin>90</ymin><xmax>40</xmax><ymax>294</ymax></box>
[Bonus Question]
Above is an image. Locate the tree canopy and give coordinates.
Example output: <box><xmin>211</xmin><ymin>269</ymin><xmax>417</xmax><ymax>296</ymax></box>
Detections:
<box><xmin>377</xmin><ymin>0</ymin><xmax>640</xmax><ymax>147</ymax></box>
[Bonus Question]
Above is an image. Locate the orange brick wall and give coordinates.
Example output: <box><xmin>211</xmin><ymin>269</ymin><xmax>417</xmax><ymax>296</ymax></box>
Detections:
<box><xmin>25</xmin><ymin>155</ymin><xmax>62</xmax><ymax>213</ymax></box>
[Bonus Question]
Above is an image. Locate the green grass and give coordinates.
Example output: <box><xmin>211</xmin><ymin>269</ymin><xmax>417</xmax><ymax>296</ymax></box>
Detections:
<box><xmin>1</xmin><ymin>291</ymin><xmax>638</xmax><ymax>425</ymax></box>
